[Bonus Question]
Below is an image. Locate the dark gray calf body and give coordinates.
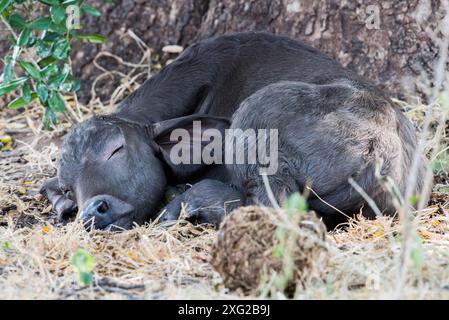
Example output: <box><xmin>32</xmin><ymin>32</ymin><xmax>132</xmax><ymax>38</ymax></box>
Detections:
<box><xmin>225</xmin><ymin>80</ymin><xmax>424</xmax><ymax>228</ymax></box>
<box><xmin>40</xmin><ymin>32</ymin><xmax>427</xmax><ymax>230</ymax></box>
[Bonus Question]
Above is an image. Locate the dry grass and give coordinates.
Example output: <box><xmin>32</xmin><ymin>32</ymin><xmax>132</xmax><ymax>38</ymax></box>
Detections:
<box><xmin>1</xmin><ymin>31</ymin><xmax>449</xmax><ymax>300</ymax></box>
<box><xmin>0</xmin><ymin>216</ymin><xmax>225</xmax><ymax>299</ymax></box>
<box><xmin>0</xmin><ymin>95</ymin><xmax>448</xmax><ymax>299</ymax></box>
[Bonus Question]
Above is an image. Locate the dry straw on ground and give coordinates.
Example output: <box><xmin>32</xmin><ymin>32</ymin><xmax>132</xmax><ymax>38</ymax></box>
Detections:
<box><xmin>0</xmin><ymin>30</ymin><xmax>448</xmax><ymax>299</ymax></box>
<box><xmin>0</xmin><ymin>94</ymin><xmax>447</xmax><ymax>299</ymax></box>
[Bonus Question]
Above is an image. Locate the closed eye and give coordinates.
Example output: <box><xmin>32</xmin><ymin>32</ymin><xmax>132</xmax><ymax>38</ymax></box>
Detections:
<box><xmin>107</xmin><ymin>145</ymin><xmax>124</xmax><ymax>160</ymax></box>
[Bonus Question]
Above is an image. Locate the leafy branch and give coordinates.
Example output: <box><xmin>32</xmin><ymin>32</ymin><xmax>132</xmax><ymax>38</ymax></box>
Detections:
<box><xmin>0</xmin><ymin>0</ymin><xmax>106</xmax><ymax>129</ymax></box>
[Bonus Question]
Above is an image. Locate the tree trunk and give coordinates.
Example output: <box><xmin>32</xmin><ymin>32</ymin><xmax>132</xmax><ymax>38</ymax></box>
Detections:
<box><xmin>67</xmin><ymin>0</ymin><xmax>447</xmax><ymax>103</ymax></box>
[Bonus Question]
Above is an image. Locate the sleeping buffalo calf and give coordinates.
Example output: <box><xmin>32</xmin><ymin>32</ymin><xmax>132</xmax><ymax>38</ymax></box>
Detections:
<box><xmin>40</xmin><ymin>32</ymin><xmax>427</xmax><ymax>230</ymax></box>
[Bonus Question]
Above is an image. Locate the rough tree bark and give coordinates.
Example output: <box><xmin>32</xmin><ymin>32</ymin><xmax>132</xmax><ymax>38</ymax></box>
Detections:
<box><xmin>5</xmin><ymin>0</ymin><xmax>446</xmax><ymax>103</ymax></box>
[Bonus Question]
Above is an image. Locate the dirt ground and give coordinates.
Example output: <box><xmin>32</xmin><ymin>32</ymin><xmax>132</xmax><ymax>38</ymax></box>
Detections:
<box><xmin>0</xmin><ymin>100</ymin><xmax>447</xmax><ymax>300</ymax></box>
<box><xmin>0</xmin><ymin>46</ymin><xmax>448</xmax><ymax>299</ymax></box>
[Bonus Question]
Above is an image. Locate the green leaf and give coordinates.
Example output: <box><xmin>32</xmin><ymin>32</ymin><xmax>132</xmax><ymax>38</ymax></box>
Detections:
<box><xmin>2</xmin><ymin>55</ymin><xmax>14</xmax><ymax>83</ymax></box>
<box><xmin>2</xmin><ymin>241</ymin><xmax>10</xmax><ymax>252</ymax></box>
<box><xmin>80</xmin><ymin>5</ymin><xmax>101</xmax><ymax>16</ymax></box>
<box><xmin>71</xmin><ymin>78</ymin><xmax>80</xmax><ymax>92</ymax></box>
<box><xmin>49</xmin><ymin>21</ymin><xmax>67</xmax><ymax>33</ymax></box>
<box><xmin>273</xmin><ymin>246</ymin><xmax>283</xmax><ymax>259</ymax></box>
<box><xmin>411</xmin><ymin>236</ymin><xmax>425</xmax><ymax>271</ymax></box>
<box><xmin>41</xmin><ymin>64</ymin><xmax>58</xmax><ymax>77</ymax></box>
<box><xmin>30</xmin><ymin>17</ymin><xmax>52</xmax><ymax>30</ymax></box>
<box><xmin>284</xmin><ymin>192</ymin><xmax>308</xmax><ymax>216</ymax></box>
<box><xmin>60</xmin><ymin>75</ymin><xmax>80</xmax><ymax>92</ymax></box>
<box><xmin>42</xmin><ymin>31</ymin><xmax>59</xmax><ymax>42</ymax></box>
<box><xmin>62</xmin><ymin>0</ymin><xmax>81</xmax><ymax>4</ymax></box>
<box><xmin>43</xmin><ymin>107</ymin><xmax>57</xmax><ymax>130</ymax></box>
<box><xmin>38</xmin><ymin>0</ymin><xmax>59</xmax><ymax>5</ymax></box>
<box><xmin>36</xmin><ymin>84</ymin><xmax>49</xmax><ymax>102</ymax></box>
<box><xmin>52</xmin><ymin>38</ymin><xmax>70</xmax><ymax>60</ymax></box>
<box><xmin>48</xmin><ymin>64</ymin><xmax>69</xmax><ymax>89</ymax></box>
<box><xmin>0</xmin><ymin>76</ymin><xmax>27</xmax><ymax>96</ymax></box>
<box><xmin>8</xmin><ymin>93</ymin><xmax>37</xmax><ymax>109</ymax></box>
<box><xmin>0</xmin><ymin>0</ymin><xmax>12</xmax><ymax>13</ymax></box>
<box><xmin>48</xmin><ymin>90</ymin><xmax>65</xmax><ymax>113</ymax></box>
<box><xmin>48</xmin><ymin>73</ymin><xmax>66</xmax><ymax>89</ymax></box>
<box><xmin>37</xmin><ymin>56</ymin><xmax>56</xmax><ymax>68</ymax></box>
<box><xmin>408</xmin><ymin>195</ymin><xmax>420</xmax><ymax>206</ymax></box>
<box><xmin>77</xmin><ymin>34</ymin><xmax>107</xmax><ymax>44</ymax></box>
<box><xmin>432</xmin><ymin>155</ymin><xmax>449</xmax><ymax>175</ymax></box>
<box><xmin>8</xmin><ymin>14</ymin><xmax>27</xmax><ymax>29</ymax></box>
<box><xmin>22</xmin><ymin>83</ymin><xmax>31</xmax><ymax>102</ymax></box>
<box><xmin>71</xmin><ymin>249</ymin><xmax>95</xmax><ymax>272</ymax></box>
<box><xmin>59</xmin><ymin>81</ymin><xmax>71</xmax><ymax>92</ymax></box>
<box><xmin>77</xmin><ymin>271</ymin><xmax>93</xmax><ymax>287</ymax></box>
<box><xmin>50</xmin><ymin>5</ymin><xmax>66</xmax><ymax>24</ymax></box>
<box><xmin>27</xmin><ymin>34</ymin><xmax>37</xmax><ymax>47</ymax></box>
<box><xmin>274</xmin><ymin>226</ymin><xmax>285</xmax><ymax>240</ymax></box>
<box><xmin>17</xmin><ymin>28</ymin><xmax>31</xmax><ymax>47</ymax></box>
<box><xmin>35</xmin><ymin>40</ymin><xmax>53</xmax><ymax>58</ymax></box>
<box><xmin>18</xmin><ymin>61</ymin><xmax>42</xmax><ymax>81</ymax></box>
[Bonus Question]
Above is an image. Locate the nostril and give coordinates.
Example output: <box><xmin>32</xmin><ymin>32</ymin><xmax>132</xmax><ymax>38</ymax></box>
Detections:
<box><xmin>96</xmin><ymin>200</ymin><xmax>109</xmax><ymax>214</ymax></box>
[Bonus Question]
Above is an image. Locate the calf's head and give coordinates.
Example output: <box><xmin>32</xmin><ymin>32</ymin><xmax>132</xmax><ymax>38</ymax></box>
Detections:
<box><xmin>47</xmin><ymin>114</ymin><xmax>229</xmax><ymax>230</ymax></box>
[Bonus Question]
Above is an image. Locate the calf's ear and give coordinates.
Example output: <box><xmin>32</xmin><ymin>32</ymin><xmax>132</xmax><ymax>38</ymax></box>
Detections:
<box><xmin>150</xmin><ymin>114</ymin><xmax>230</xmax><ymax>180</ymax></box>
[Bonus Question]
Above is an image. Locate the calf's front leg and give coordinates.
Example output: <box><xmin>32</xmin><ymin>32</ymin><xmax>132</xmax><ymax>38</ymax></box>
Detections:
<box><xmin>159</xmin><ymin>179</ymin><xmax>244</xmax><ymax>227</ymax></box>
<box><xmin>39</xmin><ymin>177</ymin><xmax>78</xmax><ymax>222</ymax></box>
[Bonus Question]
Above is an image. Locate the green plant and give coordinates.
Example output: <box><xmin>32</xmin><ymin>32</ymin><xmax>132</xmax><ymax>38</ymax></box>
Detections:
<box><xmin>0</xmin><ymin>0</ymin><xmax>106</xmax><ymax>129</ymax></box>
<box><xmin>410</xmin><ymin>235</ymin><xmax>425</xmax><ymax>272</ymax></box>
<box><xmin>70</xmin><ymin>248</ymin><xmax>94</xmax><ymax>287</ymax></box>
<box><xmin>2</xmin><ymin>241</ymin><xmax>10</xmax><ymax>251</ymax></box>
<box><xmin>432</xmin><ymin>151</ymin><xmax>449</xmax><ymax>176</ymax></box>
<box><xmin>269</xmin><ymin>192</ymin><xmax>308</xmax><ymax>294</ymax></box>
